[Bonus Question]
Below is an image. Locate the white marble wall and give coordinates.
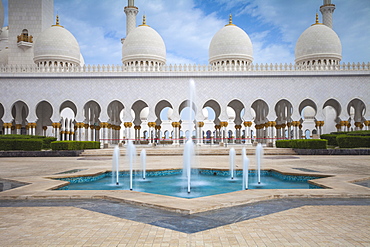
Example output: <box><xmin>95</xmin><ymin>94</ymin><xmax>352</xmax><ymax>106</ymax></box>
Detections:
<box><xmin>7</xmin><ymin>0</ymin><xmax>53</xmax><ymax>65</ymax></box>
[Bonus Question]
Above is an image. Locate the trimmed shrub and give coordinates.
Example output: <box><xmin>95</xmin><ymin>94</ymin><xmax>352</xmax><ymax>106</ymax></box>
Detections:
<box><xmin>0</xmin><ymin>135</ymin><xmax>56</xmax><ymax>149</ymax></box>
<box><xmin>346</xmin><ymin>130</ymin><xmax>370</xmax><ymax>136</ymax></box>
<box><xmin>276</xmin><ymin>139</ymin><xmax>327</xmax><ymax>149</ymax></box>
<box><xmin>295</xmin><ymin>139</ymin><xmax>327</xmax><ymax>149</ymax></box>
<box><xmin>275</xmin><ymin>140</ymin><xmax>291</xmax><ymax>148</ymax></box>
<box><xmin>51</xmin><ymin>141</ymin><xmax>100</xmax><ymax>150</ymax></box>
<box><xmin>0</xmin><ymin>134</ymin><xmax>33</xmax><ymax>139</ymax></box>
<box><xmin>336</xmin><ymin>135</ymin><xmax>370</xmax><ymax>148</ymax></box>
<box><xmin>0</xmin><ymin>139</ymin><xmax>43</xmax><ymax>151</ymax></box>
<box><xmin>39</xmin><ymin>137</ymin><xmax>57</xmax><ymax>149</ymax></box>
<box><xmin>321</xmin><ymin>134</ymin><xmax>340</xmax><ymax>146</ymax></box>
<box><xmin>0</xmin><ymin>139</ymin><xmax>16</xmax><ymax>151</ymax></box>
<box><xmin>15</xmin><ymin>139</ymin><xmax>43</xmax><ymax>151</ymax></box>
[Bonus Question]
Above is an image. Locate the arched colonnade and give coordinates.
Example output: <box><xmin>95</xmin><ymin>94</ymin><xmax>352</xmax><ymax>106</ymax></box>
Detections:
<box><xmin>0</xmin><ymin>97</ymin><xmax>368</xmax><ymax>146</ymax></box>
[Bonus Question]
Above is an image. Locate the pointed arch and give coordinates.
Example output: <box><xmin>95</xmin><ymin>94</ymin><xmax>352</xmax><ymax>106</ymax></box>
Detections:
<box><xmin>131</xmin><ymin>100</ymin><xmax>149</xmax><ymax>126</ymax></box>
<box><xmin>228</xmin><ymin>99</ymin><xmax>245</xmax><ymax>125</ymax></box>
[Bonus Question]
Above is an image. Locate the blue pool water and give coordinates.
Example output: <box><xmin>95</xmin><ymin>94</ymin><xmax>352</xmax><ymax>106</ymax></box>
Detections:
<box><xmin>56</xmin><ymin>169</ymin><xmax>324</xmax><ymax>199</ymax></box>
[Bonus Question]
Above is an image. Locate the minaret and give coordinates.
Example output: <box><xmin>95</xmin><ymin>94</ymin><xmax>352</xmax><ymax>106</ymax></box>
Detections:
<box><xmin>320</xmin><ymin>0</ymin><xmax>335</xmax><ymax>29</ymax></box>
<box><xmin>124</xmin><ymin>0</ymin><xmax>138</xmax><ymax>37</ymax></box>
<box><xmin>0</xmin><ymin>0</ymin><xmax>4</xmax><ymax>35</ymax></box>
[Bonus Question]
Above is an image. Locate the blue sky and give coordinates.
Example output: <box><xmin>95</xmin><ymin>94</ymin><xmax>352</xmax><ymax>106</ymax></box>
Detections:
<box><xmin>2</xmin><ymin>0</ymin><xmax>370</xmax><ymax>65</ymax></box>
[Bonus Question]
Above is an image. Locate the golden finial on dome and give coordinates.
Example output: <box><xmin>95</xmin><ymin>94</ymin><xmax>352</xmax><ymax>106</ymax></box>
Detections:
<box><xmin>311</xmin><ymin>13</ymin><xmax>323</xmax><ymax>26</ymax></box>
<box><xmin>225</xmin><ymin>14</ymin><xmax>236</xmax><ymax>26</ymax></box>
<box><xmin>139</xmin><ymin>15</ymin><xmax>149</xmax><ymax>27</ymax></box>
<box><xmin>52</xmin><ymin>15</ymin><xmax>64</xmax><ymax>28</ymax></box>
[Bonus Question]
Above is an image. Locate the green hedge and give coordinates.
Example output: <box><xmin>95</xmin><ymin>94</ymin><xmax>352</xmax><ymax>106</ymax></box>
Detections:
<box><xmin>0</xmin><ymin>135</ymin><xmax>56</xmax><ymax>149</ymax></box>
<box><xmin>0</xmin><ymin>139</ymin><xmax>43</xmax><ymax>151</ymax></box>
<box><xmin>321</xmin><ymin>131</ymin><xmax>370</xmax><ymax>148</ymax></box>
<box><xmin>51</xmin><ymin>141</ymin><xmax>100</xmax><ymax>150</ymax></box>
<box><xmin>336</xmin><ymin>135</ymin><xmax>370</xmax><ymax>148</ymax></box>
<box><xmin>346</xmin><ymin>130</ymin><xmax>370</xmax><ymax>136</ymax></box>
<box><xmin>320</xmin><ymin>134</ymin><xmax>340</xmax><ymax>146</ymax></box>
<box><xmin>276</xmin><ymin>139</ymin><xmax>327</xmax><ymax>149</ymax></box>
<box><xmin>275</xmin><ymin>140</ymin><xmax>291</xmax><ymax>148</ymax></box>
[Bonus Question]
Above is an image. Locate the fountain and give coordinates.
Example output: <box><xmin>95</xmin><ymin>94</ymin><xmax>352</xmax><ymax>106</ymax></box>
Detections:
<box><xmin>61</xmin><ymin>142</ymin><xmax>324</xmax><ymax>198</ymax></box>
<box><xmin>141</xmin><ymin>149</ymin><xmax>146</xmax><ymax>180</ymax></box>
<box><xmin>229</xmin><ymin>148</ymin><xmax>236</xmax><ymax>179</ymax></box>
<box><xmin>112</xmin><ymin>145</ymin><xmax>120</xmax><ymax>185</ymax></box>
<box><xmin>127</xmin><ymin>140</ymin><xmax>136</xmax><ymax>190</ymax></box>
<box><xmin>256</xmin><ymin>143</ymin><xmax>263</xmax><ymax>184</ymax></box>
<box><xmin>242</xmin><ymin>148</ymin><xmax>249</xmax><ymax>190</ymax></box>
<box><xmin>182</xmin><ymin>79</ymin><xmax>197</xmax><ymax>194</ymax></box>
<box><xmin>183</xmin><ymin>140</ymin><xmax>194</xmax><ymax>193</ymax></box>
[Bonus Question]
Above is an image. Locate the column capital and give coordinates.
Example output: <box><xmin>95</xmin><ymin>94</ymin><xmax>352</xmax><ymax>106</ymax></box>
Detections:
<box><xmin>52</xmin><ymin>122</ymin><xmax>61</xmax><ymax>128</ymax></box>
<box><xmin>354</xmin><ymin>122</ymin><xmax>363</xmax><ymax>128</ymax></box>
<box><xmin>243</xmin><ymin>121</ymin><xmax>253</xmax><ymax>127</ymax></box>
<box><xmin>171</xmin><ymin>122</ymin><xmax>181</xmax><ymax>128</ymax></box>
<box><xmin>76</xmin><ymin>122</ymin><xmax>85</xmax><ymax>128</ymax></box>
<box><xmin>3</xmin><ymin>123</ymin><xmax>12</xmax><ymax>128</ymax></box>
<box><xmin>220</xmin><ymin>121</ymin><xmax>228</xmax><ymax>127</ymax></box>
<box><xmin>124</xmin><ymin>122</ymin><xmax>133</xmax><ymax>128</ymax></box>
<box><xmin>148</xmin><ymin>122</ymin><xmax>156</xmax><ymax>128</ymax></box>
<box><xmin>197</xmin><ymin>121</ymin><xmax>204</xmax><ymax>128</ymax></box>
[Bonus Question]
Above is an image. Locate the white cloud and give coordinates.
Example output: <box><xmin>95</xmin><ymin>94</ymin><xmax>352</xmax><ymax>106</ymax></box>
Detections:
<box><xmin>139</xmin><ymin>0</ymin><xmax>224</xmax><ymax>65</ymax></box>
<box><xmin>250</xmin><ymin>31</ymin><xmax>294</xmax><ymax>64</ymax></box>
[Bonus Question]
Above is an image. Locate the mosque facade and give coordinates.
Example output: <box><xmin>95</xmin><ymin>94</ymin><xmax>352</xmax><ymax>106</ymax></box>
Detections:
<box><xmin>0</xmin><ymin>0</ymin><xmax>369</xmax><ymax>146</ymax></box>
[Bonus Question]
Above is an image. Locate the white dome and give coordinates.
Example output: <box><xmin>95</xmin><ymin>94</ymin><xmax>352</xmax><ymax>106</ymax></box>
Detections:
<box><xmin>140</xmin><ymin>107</ymin><xmax>149</xmax><ymax>120</ymax></box>
<box><xmin>122</xmin><ymin>25</ymin><xmax>166</xmax><ymax>66</ymax></box>
<box><xmin>34</xmin><ymin>24</ymin><xmax>81</xmax><ymax>66</ymax></box>
<box><xmin>295</xmin><ymin>23</ymin><xmax>342</xmax><ymax>65</ymax></box>
<box><xmin>209</xmin><ymin>24</ymin><xmax>253</xmax><ymax>66</ymax></box>
<box><xmin>303</xmin><ymin>106</ymin><xmax>316</xmax><ymax>119</ymax></box>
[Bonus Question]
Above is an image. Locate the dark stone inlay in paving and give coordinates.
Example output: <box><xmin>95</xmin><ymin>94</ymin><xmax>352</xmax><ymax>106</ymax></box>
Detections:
<box><xmin>54</xmin><ymin>169</ymin><xmax>87</xmax><ymax>175</ymax></box>
<box><xmin>0</xmin><ymin>198</ymin><xmax>369</xmax><ymax>234</ymax></box>
<box><xmin>0</xmin><ymin>179</ymin><xmax>29</xmax><ymax>192</ymax></box>
<box><xmin>264</xmin><ymin>156</ymin><xmax>300</xmax><ymax>160</ymax></box>
<box><xmin>354</xmin><ymin>180</ymin><xmax>370</xmax><ymax>188</ymax></box>
<box><xmin>292</xmin><ymin>167</ymin><xmax>321</xmax><ymax>173</ymax></box>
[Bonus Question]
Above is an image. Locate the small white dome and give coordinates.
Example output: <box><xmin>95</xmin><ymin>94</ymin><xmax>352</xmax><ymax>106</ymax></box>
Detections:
<box><xmin>295</xmin><ymin>23</ymin><xmax>342</xmax><ymax>65</ymax></box>
<box><xmin>122</xmin><ymin>24</ymin><xmax>166</xmax><ymax>66</ymax></box>
<box><xmin>140</xmin><ymin>107</ymin><xmax>149</xmax><ymax>120</ymax></box>
<box><xmin>209</xmin><ymin>22</ymin><xmax>253</xmax><ymax>66</ymax></box>
<box><xmin>34</xmin><ymin>22</ymin><xmax>81</xmax><ymax>66</ymax></box>
<box><xmin>226</xmin><ymin>106</ymin><xmax>236</xmax><ymax>120</ymax></box>
<box><xmin>303</xmin><ymin>106</ymin><xmax>316</xmax><ymax>119</ymax></box>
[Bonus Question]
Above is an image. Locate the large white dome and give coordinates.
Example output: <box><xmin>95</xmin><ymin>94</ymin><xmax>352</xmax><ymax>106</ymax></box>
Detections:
<box><xmin>295</xmin><ymin>23</ymin><xmax>342</xmax><ymax>65</ymax></box>
<box><xmin>122</xmin><ymin>24</ymin><xmax>166</xmax><ymax>66</ymax></box>
<box><xmin>209</xmin><ymin>22</ymin><xmax>253</xmax><ymax>66</ymax></box>
<box><xmin>34</xmin><ymin>22</ymin><xmax>81</xmax><ymax>66</ymax></box>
